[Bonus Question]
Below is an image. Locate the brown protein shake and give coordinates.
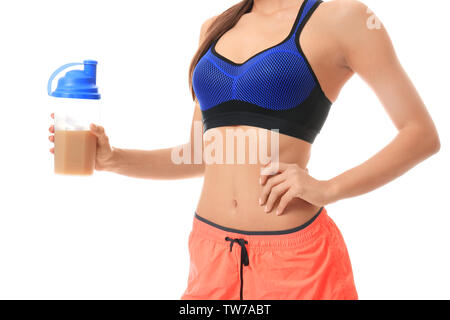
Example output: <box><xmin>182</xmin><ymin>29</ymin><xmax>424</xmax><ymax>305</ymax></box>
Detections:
<box><xmin>54</xmin><ymin>130</ymin><xmax>97</xmax><ymax>175</ymax></box>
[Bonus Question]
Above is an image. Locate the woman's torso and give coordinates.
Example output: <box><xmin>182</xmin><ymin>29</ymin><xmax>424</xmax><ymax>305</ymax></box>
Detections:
<box><xmin>195</xmin><ymin>0</ymin><xmax>353</xmax><ymax>231</ymax></box>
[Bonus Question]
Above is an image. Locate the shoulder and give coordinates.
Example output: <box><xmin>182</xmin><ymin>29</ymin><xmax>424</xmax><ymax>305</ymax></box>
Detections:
<box><xmin>313</xmin><ymin>0</ymin><xmax>379</xmax><ymax>41</ymax></box>
<box><xmin>320</xmin><ymin>0</ymin><xmax>388</xmax><ymax>54</ymax></box>
<box><xmin>198</xmin><ymin>15</ymin><xmax>219</xmax><ymax>44</ymax></box>
<box><xmin>321</xmin><ymin>0</ymin><xmax>397</xmax><ymax>73</ymax></box>
<box><xmin>319</xmin><ymin>0</ymin><xmax>373</xmax><ymax>31</ymax></box>
<box><xmin>321</xmin><ymin>0</ymin><xmax>369</xmax><ymax>18</ymax></box>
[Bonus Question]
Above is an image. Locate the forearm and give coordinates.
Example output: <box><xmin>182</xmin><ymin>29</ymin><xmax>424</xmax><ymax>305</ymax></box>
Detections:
<box><xmin>325</xmin><ymin>125</ymin><xmax>440</xmax><ymax>203</ymax></box>
<box><xmin>103</xmin><ymin>143</ymin><xmax>204</xmax><ymax>180</ymax></box>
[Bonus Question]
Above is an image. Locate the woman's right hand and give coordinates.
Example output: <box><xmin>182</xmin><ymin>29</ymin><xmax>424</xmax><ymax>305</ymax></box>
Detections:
<box><xmin>48</xmin><ymin>112</ymin><xmax>115</xmax><ymax>171</ymax></box>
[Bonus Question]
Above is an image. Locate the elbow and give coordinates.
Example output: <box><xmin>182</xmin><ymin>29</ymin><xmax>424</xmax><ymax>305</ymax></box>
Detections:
<box><xmin>422</xmin><ymin>129</ymin><xmax>441</xmax><ymax>157</ymax></box>
<box><xmin>410</xmin><ymin>119</ymin><xmax>441</xmax><ymax>156</ymax></box>
<box><xmin>426</xmin><ymin>122</ymin><xmax>441</xmax><ymax>155</ymax></box>
<box><xmin>405</xmin><ymin>123</ymin><xmax>441</xmax><ymax>158</ymax></box>
<box><xmin>429</xmin><ymin>134</ymin><xmax>441</xmax><ymax>155</ymax></box>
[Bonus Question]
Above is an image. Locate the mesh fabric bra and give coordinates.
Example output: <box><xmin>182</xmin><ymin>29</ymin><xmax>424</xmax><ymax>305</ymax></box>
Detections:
<box><xmin>193</xmin><ymin>0</ymin><xmax>331</xmax><ymax>144</ymax></box>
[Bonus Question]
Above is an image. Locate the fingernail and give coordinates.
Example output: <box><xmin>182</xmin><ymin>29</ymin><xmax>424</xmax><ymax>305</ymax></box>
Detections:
<box><xmin>258</xmin><ymin>198</ymin><xmax>262</xmax><ymax>205</ymax></box>
<box><xmin>259</xmin><ymin>177</ymin><xmax>262</xmax><ymax>184</ymax></box>
<box><xmin>276</xmin><ymin>210</ymin><xmax>280</xmax><ymax>216</ymax></box>
<box><xmin>264</xmin><ymin>206</ymin><xmax>269</xmax><ymax>212</ymax></box>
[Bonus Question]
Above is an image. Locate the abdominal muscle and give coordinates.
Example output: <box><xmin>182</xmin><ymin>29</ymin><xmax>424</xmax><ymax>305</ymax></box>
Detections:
<box><xmin>195</xmin><ymin>125</ymin><xmax>322</xmax><ymax>232</ymax></box>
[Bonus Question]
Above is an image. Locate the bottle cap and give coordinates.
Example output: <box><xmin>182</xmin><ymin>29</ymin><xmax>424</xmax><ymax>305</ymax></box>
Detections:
<box><xmin>48</xmin><ymin>60</ymin><xmax>101</xmax><ymax>99</ymax></box>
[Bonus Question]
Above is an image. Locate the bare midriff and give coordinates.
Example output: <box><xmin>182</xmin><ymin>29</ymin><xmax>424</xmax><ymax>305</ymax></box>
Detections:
<box><xmin>195</xmin><ymin>125</ymin><xmax>322</xmax><ymax>232</ymax></box>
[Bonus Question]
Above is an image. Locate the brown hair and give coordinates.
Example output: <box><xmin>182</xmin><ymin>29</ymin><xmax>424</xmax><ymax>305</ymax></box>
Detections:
<box><xmin>188</xmin><ymin>0</ymin><xmax>254</xmax><ymax>103</ymax></box>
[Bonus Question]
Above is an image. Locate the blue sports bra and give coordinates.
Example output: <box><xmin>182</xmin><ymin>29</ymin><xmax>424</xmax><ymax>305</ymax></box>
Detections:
<box><xmin>193</xmin><ymin>0</ymin><xmax>331</xmax><ymax>144</ymax></box>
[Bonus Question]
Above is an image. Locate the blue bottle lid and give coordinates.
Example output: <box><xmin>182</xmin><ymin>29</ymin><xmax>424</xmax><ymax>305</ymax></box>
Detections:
<box><xmin>48</xmin><ymin>60</ymin><xmax>101</xmax><ymax>99</ymax></box>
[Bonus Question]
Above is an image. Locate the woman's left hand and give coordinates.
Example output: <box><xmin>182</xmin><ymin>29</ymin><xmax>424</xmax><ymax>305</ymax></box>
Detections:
<box><xmin>259</xmin><ymin>161</ymin><xmax>334</xmax><ymax>215</ymax></box>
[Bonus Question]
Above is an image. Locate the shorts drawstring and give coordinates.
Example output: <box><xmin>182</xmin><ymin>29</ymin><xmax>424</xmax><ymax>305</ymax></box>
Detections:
<box><xmin>225</xmin><ymin>236</ymin><xmax>249</xmax><ymax>300</ymax></box>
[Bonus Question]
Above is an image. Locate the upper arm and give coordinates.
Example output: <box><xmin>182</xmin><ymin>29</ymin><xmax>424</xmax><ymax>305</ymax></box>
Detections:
<box><xmin>332</xmin><ymin>0</ymin><xmax>438</xmax><ymax>142</ymax></box>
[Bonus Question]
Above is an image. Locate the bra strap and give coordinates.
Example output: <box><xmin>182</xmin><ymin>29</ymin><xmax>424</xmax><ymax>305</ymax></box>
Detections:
<box><xmin>293</xmin><ymin>0</ymin><xmax>323</xmax><ymax>37</ymax></box>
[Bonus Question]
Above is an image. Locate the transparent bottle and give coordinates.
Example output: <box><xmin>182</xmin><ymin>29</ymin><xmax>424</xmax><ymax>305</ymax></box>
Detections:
<box><xmin>48</xmin><ymin>60</ymin><xmax>101</xmax><ymax>176</ymax></box>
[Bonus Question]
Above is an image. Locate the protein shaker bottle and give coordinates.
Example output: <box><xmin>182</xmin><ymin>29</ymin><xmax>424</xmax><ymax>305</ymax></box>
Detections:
<box><xmin>48</xmin><ymin>60</ymin><xmax>101</xmax><ymax>176</ymax></box>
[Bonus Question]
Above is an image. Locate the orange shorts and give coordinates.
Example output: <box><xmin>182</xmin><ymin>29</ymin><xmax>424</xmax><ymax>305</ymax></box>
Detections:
<box><xmin>181</xmin><ymin>206</ymin><xmax>358</xmax><ymax>300</ymax></box>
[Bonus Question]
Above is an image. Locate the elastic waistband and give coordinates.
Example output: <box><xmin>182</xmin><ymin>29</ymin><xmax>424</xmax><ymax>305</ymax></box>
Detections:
<box><xmin>191</xmin><ymin>206</ymin><xmax>329</xmax><ymax>249</ymax></box>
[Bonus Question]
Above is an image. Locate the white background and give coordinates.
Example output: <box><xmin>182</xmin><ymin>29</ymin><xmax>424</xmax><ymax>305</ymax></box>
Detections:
<box><xmin>0</xmin><ymin>0</ymin><xmax>448</xmax><ymax>299</ymax></box>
